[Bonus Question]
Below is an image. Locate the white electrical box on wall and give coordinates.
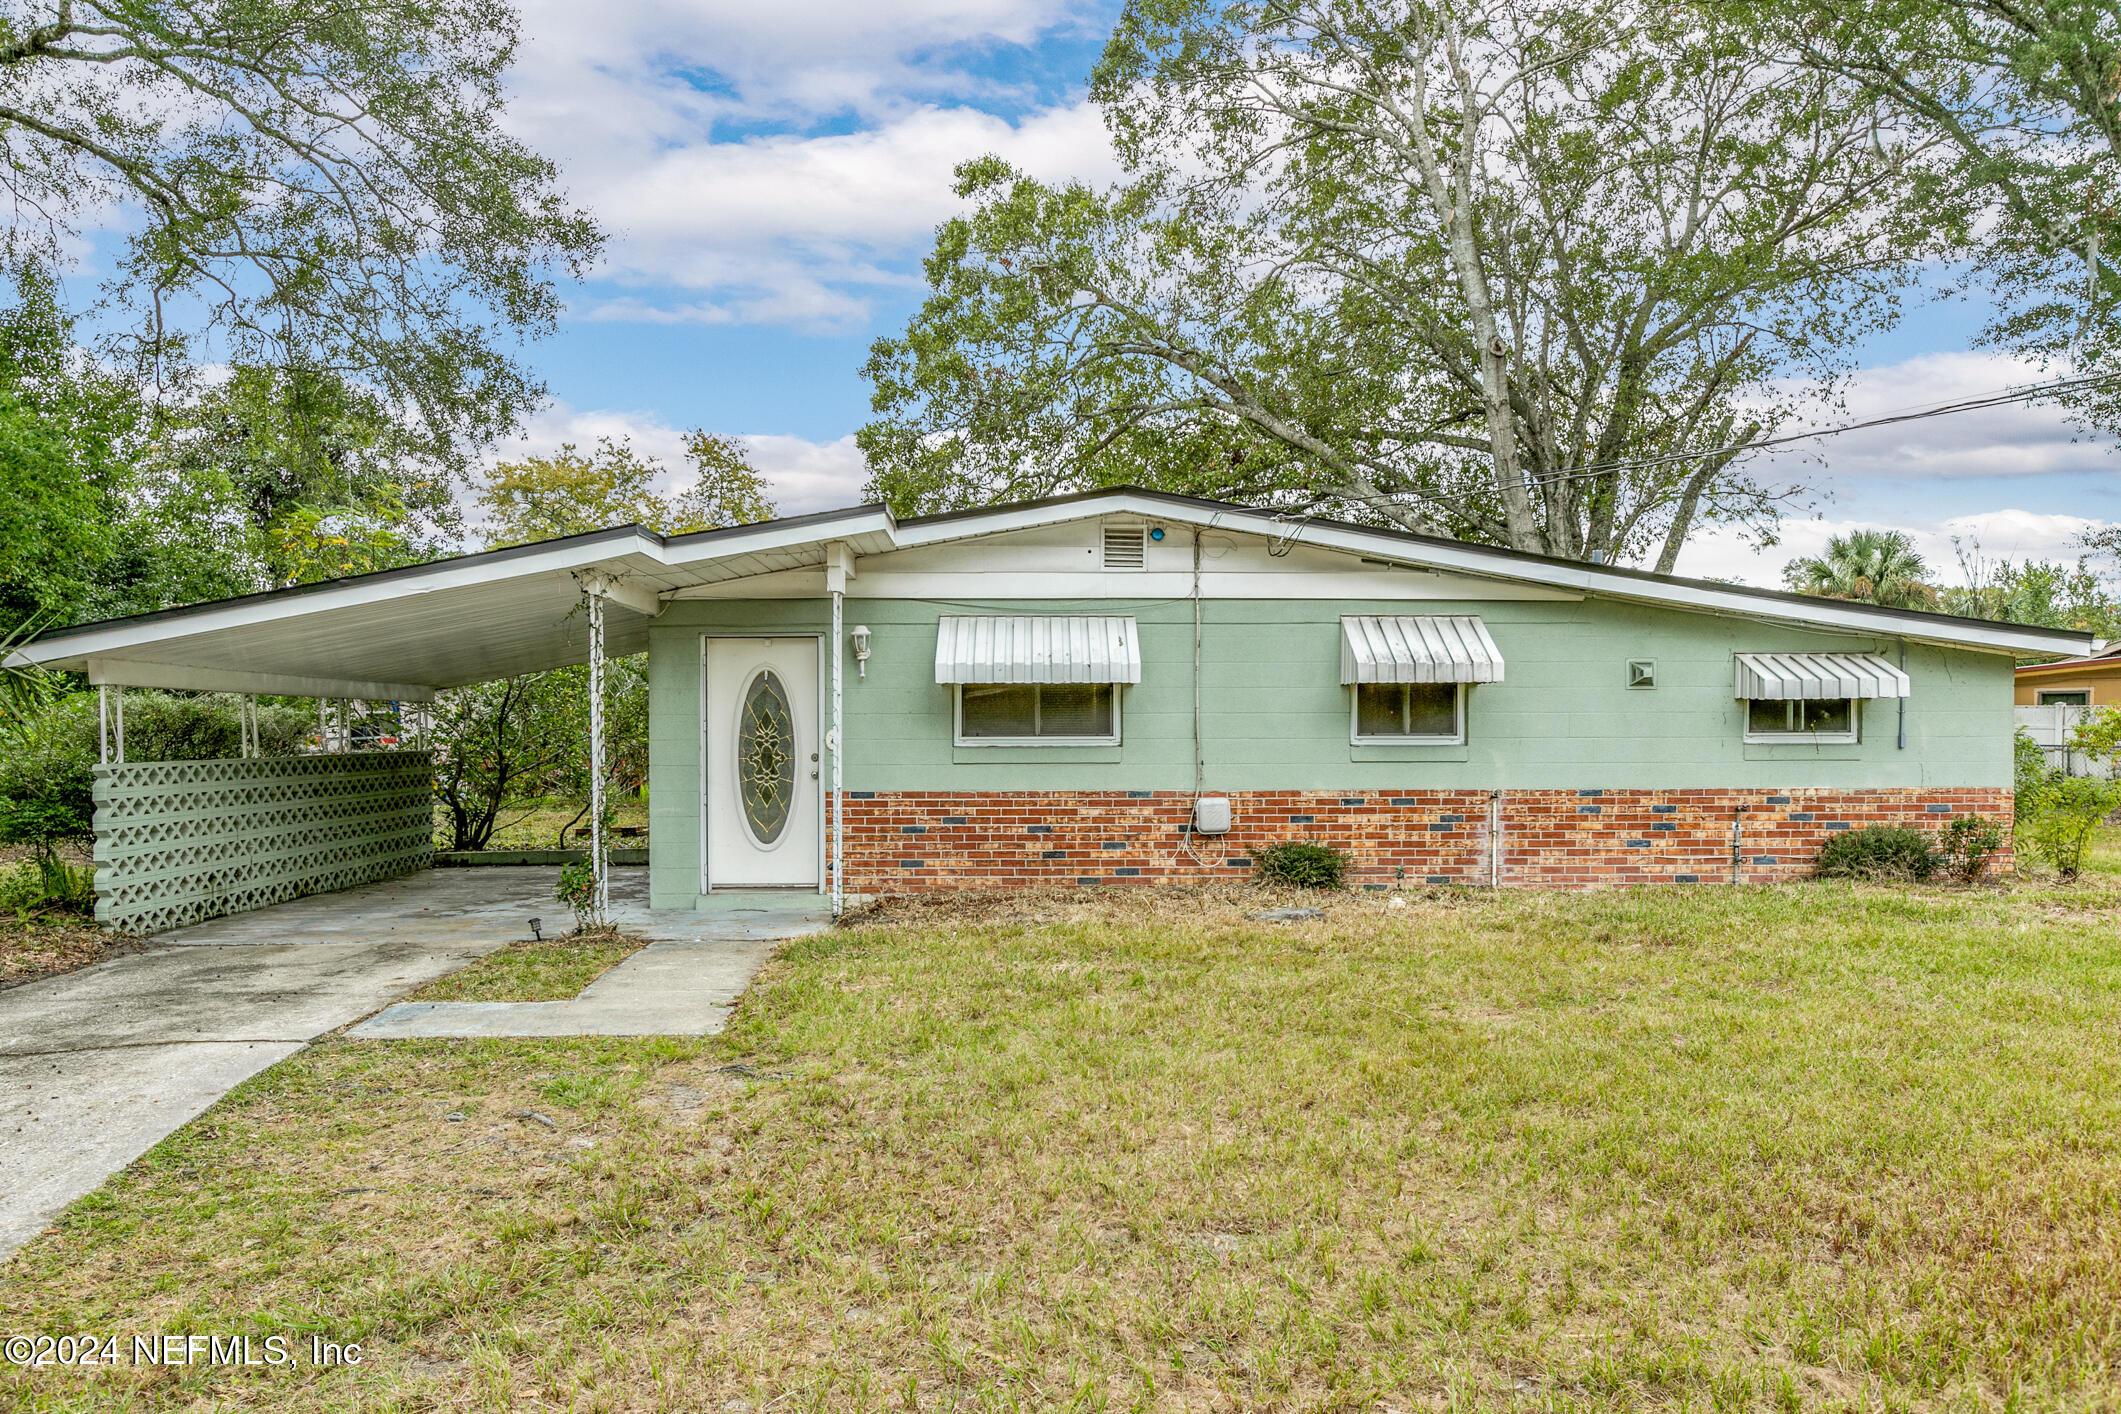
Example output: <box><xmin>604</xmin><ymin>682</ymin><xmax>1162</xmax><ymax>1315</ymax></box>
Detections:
<box><xmin>1192</xmin><ymin>795</ymin><xmax>1232</xmax><ymax>834</ymax></box>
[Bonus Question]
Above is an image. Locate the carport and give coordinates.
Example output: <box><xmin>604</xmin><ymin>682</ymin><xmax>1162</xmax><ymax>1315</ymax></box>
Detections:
<box><xmin>7</xmin><ymin>510</ymin><xmax>895</xmax><ymax>933</ymax></box>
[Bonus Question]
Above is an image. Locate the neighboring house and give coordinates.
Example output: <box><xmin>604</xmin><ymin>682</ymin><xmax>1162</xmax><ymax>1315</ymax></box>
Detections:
<box><xmin>10</xmin><ymin>489</ymin><xmax>2095</xmax><ymax>928</ymax></box>
<box><xmin>2015</xmin><ymin>645</ymin><xmax>2120</xmax><ymax>778</ymax></box>
<box><xmin>2015</xmin><ymin>643</ymin><xmax>2121</xmax><ymax>708</ymax></box>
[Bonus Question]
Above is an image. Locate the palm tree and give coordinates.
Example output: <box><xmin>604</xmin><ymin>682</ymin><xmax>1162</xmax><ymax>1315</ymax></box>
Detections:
<box><xmin>1</xmin><ymin>616</ymin><xmax>57</xmax><ymax>740</ymax></box>
<box><xmin>1783</xmin><ymin>529</ymin><xmax>1938</xmax><ymax>609</ymax></box>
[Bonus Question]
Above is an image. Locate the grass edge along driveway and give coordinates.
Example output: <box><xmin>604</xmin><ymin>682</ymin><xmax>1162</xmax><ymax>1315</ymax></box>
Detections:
<box><xmin>4</xmin><ymin>873</ymin><xmax>2120</xmax><ymax>1413</ymax></box>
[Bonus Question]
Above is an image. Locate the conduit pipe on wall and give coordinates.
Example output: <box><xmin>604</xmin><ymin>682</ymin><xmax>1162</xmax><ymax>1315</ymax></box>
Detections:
<box><xmin>1730</xmin><ymin>802</ymin><xmax>1749</xmax><ymax>886</ymax></box>
<box><xmin>1897</xmin><ymin>639</ymin><xmax>1908</xmax><ymax>750</ymax></box>
<box><xmin>1488</xmin><ymin>789</ymin><xmax>1504</xmax><ymax>888</ymax></box>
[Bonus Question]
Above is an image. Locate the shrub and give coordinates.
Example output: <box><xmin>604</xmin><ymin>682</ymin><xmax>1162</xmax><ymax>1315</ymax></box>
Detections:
<box><xmin>1814</xmin><ymin>825</ymin><xmax>1936</xmax><ymax>881</ymax></box>
<box><xmin>2022</xmin><ymin>776</ymin><xmax>2121</xmax><ymax>882</ymax></box>
<box><xmin>2014</xmin><ymin>725</ymin><xmax>2058</xmax><ymax>815</ymax></box>
<box><xmin>556</xmin><ymin>860</ymin><xmax>602</xmax><ymax>930</ymax></box>
<box><xmin>2068</xmin><ymin>704</ymin><xmax>2121</xmax><ymax>775</ymax></box>
<box><xmin>1254</xmin><ymin>841</ymin><xmax>1349</xmax><ymax>889</ymax></box>
<box><xmin>1937</xmin><ymin>814</ymin><xmax>2005</xmax><ymax>883</ymax></box>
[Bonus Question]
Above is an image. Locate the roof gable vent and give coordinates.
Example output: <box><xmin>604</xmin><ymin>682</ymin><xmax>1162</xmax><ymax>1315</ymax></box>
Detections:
<box><xmin>1102</xmin><ymin>524</ymin><xmax>1146</xmax><ymax>570</ymax></box>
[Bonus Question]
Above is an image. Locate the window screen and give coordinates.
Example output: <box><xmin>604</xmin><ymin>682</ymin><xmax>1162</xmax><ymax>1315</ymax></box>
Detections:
<box><xmin>958</xmin><ymin>683</ymin><xmax>1116</xmax><ymax>742</ymax></box>
<box><xmin>1353</xmin><ymin>682</ymin><xmax>1461</xmax><ymax>740</ymax></box>
<box><xmin>1746</xmin><ymin>698</ymin><xmax>1856</xmax><ymax>738</ymax></box>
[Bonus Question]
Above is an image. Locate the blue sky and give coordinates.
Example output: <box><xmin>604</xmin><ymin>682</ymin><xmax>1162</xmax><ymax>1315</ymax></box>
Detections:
<box><xmin>114</xmin><ymin>0</ymin><xmax>2121</xmax><ymax>587</ymax></box>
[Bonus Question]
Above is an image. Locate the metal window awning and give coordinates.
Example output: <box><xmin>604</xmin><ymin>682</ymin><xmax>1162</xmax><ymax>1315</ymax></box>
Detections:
<box><xmin>1340</xmin><ymin>616</ymin><xmax>1504</xmax><ymax>684</ymax></box>
<box><xmin>934</xmin><ymin>615</ymin><xmax>1142</xmax><ymax>684</ymax></box>
<box><xmin>1734</xmin><ymin>651</ymin><xmax>1910</xmax><ymax>699</ymax></box>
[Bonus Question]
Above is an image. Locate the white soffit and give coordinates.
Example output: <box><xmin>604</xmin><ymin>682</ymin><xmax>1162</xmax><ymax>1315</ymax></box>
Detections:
<box><xmin>1734</xmin><ymin>652</ymin><xmax>1912</xmax><ymax>700</ymax></box>
<box><xmin>934</xmin><ymin>616</ymin><xmax>1143</xmax><ymax>685</ymax></box>
<box><xmin>1341</xmin><ymin>616</ymin><xmax>1505</xmax><ymax>684</ymax></box>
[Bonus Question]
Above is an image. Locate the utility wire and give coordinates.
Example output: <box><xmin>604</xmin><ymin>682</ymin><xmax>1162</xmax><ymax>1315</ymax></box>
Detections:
<box><xmin>1474</xmin><ymin>367</ymin><xmax>2121</xmax><ymax>494</ymax></box>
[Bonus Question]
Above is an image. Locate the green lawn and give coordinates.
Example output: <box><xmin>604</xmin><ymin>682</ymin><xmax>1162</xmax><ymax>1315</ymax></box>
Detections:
<box><xmin>4</xmin><ymin>860</ymin><xmax>2120</xmax><ymax>1411</ymax></box>
<box><xmin>406</xmin><ymin>933</ymin><xmax>641</xmax><ymax>1003</ymax></box>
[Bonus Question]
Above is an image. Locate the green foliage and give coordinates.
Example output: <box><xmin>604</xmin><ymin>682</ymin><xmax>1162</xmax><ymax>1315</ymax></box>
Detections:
<box><xmin>1942</xmin><ymin>553</ymin><xmax>2121</xmax><ymax>637</ymax></box>
<box><xmin>1938</xmin><ymin>814</ymin><xmax>2006</xmax><ymax>883</ymax></box>
<box><xmin>2068</xmin><ymin>705</ymin><xmax>2121</xmax><ymax>771</ymax></box>
<box><xmin>0</xmin><ymin>689</ymin><xmax>313</xmax><ymax>869</ymax></box>
<box><xmin>430</xmin><ymin>673</ymin><xmax>589</xmax><ymax>851</ymax></box>
<box><xmin>1254</xmin><ymin>841</ymin><xmax>1350</xmax><ymax>890</ymax></box>
<box><xmin>2022</xmin><ymin>776</ymin><xmax>2121</xmax><ymax>881</ymax></box>
<box><xmin>0</xmin><ymin>272</ymin><xmax>146</xmax><ymax>624</ymax></box>
<box><xmin>1813</xmin><ymin>826</ymin><xmax>1938</xmax><ymax>881</ymax></box>
<box><xmin>862</xmin><ymin>2</ymin><xmax>1930</xmax><ymax>568</ymax></box>
<box><xmin>2015</xmin><ymin>726</ymin><xmax>2060</xmax><ymax>815</ymax></box>
<box><xmin>555</xmin><ymin>861</ymin><xmax>600</xmax><ymax>931</ymax></box>
<box><xmin>1783</xmin><ymin>530</ymin><xmax>1937</xmax><ymax>609</ymax></box>
<box><xmin>1778</xmin><ymin>0</ymin><xmax>2121</xmax><ymax>441</ymax></box>
<box><xmin>479</xmin><ymin>435</ymin><xmax>777</xmax><ymax>550</ymax></box>
<box><xmin>0</xmin><ymin>0</ymin><xmax>600</xmax><ymax>472</ymax></box>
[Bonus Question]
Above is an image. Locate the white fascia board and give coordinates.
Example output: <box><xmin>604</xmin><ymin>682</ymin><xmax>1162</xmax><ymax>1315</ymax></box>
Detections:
<box><xmin>18</xmin><ymin>509</ymin><xmax>901</xmax><ymax>674</ymax></box>
<box><xmin>896</xmin><ymin>494</ymin><xmax>2095</xmax><ymax>657</ymax></box>
<box><xmin>19</xmin><ymin>533</ymin><xmax>667</xmax><ymax>670</ymax></box>
<box><xmin>660</xmin><ymin>510</ymin><xmax>897</xmax><ymax>570</ymax></box>
<box><xmin>86</xmin><ymin>658</ymin><xmax>437</xmax><ymax>702</ymax></box>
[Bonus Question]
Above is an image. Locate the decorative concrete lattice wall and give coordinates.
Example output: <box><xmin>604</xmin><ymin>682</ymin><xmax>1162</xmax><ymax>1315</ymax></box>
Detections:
<box><xmin>93</xmin><ymin>753</ymin><xmax>434</xmax><ymax>933</ymax></box>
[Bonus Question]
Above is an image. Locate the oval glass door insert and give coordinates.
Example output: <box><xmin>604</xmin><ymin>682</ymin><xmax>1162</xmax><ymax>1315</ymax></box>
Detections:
<box><xmin>736</xmin><ymin>669</ymin><xmax>796</xmax><ymax>845</ymax></box>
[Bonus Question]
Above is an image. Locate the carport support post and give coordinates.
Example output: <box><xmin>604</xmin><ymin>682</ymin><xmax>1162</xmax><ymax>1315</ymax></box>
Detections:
<box><xmin>826</xmin><ymin>542</ymin><xmax>855</xmax><ymax>916</ymax></box>
<box><xmin>587</xmin><ymin>589</ymin><xmax>609</xmax><ymax>921</ymax></box>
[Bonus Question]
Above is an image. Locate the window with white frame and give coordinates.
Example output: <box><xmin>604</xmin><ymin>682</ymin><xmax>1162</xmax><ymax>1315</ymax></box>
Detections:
<box><xmin>1744</xmin><ymin>697</ymin><xmax>1859</xmax><ymax>743</ymax></box>
<box><xmin>2037</xmin><ymin>689</ymin><xmax>2091</xmax><ymax>707</ymax></box>
<box><xmin>1352</xmin><ymin>682</ymin><xmax>1464</xmax><ymax>743</ymax></box>
<box><xmin>956</xmin><ymin>682</ymin><xmax>1120</xmax><ymax>745</ymax></box>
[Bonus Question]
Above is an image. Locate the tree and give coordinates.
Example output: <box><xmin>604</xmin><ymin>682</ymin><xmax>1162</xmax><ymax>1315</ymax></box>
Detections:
<box><xmin>1784</xmin><ymin>529</ymin><xmax>1938</xmax><ymax>608</ymax></box>
<box><xmin>429</xmin><ymin>673</ymin><xmax>584</xmax><ymax>851</ymax></box>
<box><xmin>1780</xmin><ymin>0</ymin><xmax>2121</xmax><ymax>436</ymax></box>
<box><xmin>0</xmin><ymin>0</ymin><xmax>601</xmax><ymax>471</ymax></box>
<box><xmin>862</xmin><ymin>0</ymin><xmax>1935</xmax><ymax>568</ymax></box>
<box><xmin>0</xmin><ymin>270</ymin><xmax>146</xmax><ymax>625</ymax></box>
<box><xmin>673</xmin><ymin>430</ymin><xmax>778</xmax><ymax>530</ymax></box>
<box><xmin>1943</xmin><ymin>549</ymin><xmax>2121</xmax><ymax>635</ymax></box>
<box><xmin>479</xmin><ymin>434</ymin><xmax>777</xmax><ymax>549</ymax></box>
<box><xmin>143</xmin><ymin>363</ymin><xmax>461</xmax><ymax>590</ymax></box>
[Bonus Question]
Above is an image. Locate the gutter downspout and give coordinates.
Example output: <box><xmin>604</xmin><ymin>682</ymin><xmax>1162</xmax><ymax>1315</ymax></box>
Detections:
<box><xmin>1897</xmin><ymin>639</ymin><xmax>1907</xmax><ymax>751</ymax></box>
<box><xmin>1489</xmin><ymin>789</ymin><xmax>1503</xmax><ymax>888</ymax></box>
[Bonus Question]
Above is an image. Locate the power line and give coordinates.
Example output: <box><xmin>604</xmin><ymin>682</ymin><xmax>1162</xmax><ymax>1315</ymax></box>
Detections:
<box><xmin>1359</xmin><ymin>367</ymin><xmax>2121</xmax><ymax>506</ymax></box>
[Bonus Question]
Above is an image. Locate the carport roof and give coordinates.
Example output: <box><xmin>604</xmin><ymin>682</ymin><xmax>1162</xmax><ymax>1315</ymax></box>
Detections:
<box><xmin>9</xmin><ymin>488</ymin><xmax>2096</xmax><ymax>699</ymax></box>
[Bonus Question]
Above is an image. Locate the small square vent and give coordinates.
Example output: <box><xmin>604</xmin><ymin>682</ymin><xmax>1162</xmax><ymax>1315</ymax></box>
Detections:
<box><xmin>1102</xmin><ymin>524</ymin><xmax>1146</xmax><ymax>570</ymax></box>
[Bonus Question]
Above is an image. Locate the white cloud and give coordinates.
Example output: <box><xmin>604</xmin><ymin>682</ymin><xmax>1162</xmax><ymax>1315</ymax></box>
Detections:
<box><xmin>497</xmin><ymin>0</ymin><xmax>1121</xmax><ymax>331</ymax></box>
<box><xmin>1675</xmin><ymin>510</ymin><xmax>2110</xmax><ymax>589</ymax></box>
<box><xmin>566</xmin><ymin>100</ymin><xmax>1117</xmax><ymax>326</ymax></box>
<box><xmin>1756</xmin><ymin>351</ymin><xmax>2118</xmax><ymax>483</ymax></box>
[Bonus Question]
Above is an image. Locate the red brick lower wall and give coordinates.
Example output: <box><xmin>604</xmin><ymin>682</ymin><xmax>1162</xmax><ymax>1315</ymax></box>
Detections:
<box><xmin>835</xmin><ymin>788</ymin><xmax>2014</xmax><ymax>892</ymax></box>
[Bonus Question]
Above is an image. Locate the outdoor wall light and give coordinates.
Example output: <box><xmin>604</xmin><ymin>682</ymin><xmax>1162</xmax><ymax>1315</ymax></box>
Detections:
<box><xmin>851</xmin><ymin>624</ymin><xmax>872</xmax><ymax>678</ymax></box>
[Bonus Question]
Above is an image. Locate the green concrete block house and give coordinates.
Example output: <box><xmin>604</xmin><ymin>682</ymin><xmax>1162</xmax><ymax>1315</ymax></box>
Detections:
<box><xmin>16</xmin><ymin>489</ymin><xmax>2095</xmax><ymax>925</ymax></box>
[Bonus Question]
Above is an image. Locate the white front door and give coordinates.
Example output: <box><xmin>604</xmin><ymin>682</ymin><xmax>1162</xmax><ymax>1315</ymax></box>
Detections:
<box><xmin>705</xmin><ymin>637</ymin><xmax>822</xmax><ymax>888</ymax></box>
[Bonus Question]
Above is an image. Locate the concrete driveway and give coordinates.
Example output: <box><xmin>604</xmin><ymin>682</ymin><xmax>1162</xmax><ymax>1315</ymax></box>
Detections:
<box><xmin>0</xmin><ymin>867</ymin><xmax>828</xmax><ymax>1262</ymax></box>
<box><xmin>0</xmin><ymin>870</ymin><xmax>554</xmax><ymax>1261</ymax></box>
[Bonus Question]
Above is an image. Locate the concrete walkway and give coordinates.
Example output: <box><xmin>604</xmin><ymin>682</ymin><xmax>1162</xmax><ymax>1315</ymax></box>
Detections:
<box><xmin>349</xmin><ymin>882</ymin><xmax>832</xmax><ymax>1039</ymax></box>
<box><xmin>0</xmin><ymin>867</ymin><xmax>830</xmax><ymax>1261</ymax></box>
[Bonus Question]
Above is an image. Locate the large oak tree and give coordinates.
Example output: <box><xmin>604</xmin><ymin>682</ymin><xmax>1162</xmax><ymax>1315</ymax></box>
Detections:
<box><xmin>862</xmin><ymin>0</ymin><xmax>1940</xmax><ymax>568</ymax></box>
<box><xmin>0</xmin><ymin>0</ymin><xmax>600</xmax><ymax>470</ymax></box>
